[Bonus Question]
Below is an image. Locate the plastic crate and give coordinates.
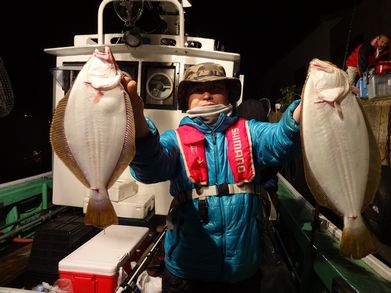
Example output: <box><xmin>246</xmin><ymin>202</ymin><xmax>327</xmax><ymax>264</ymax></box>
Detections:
<box><xmin>27</xmin><ymin>214</ymin><xmax>99</xmax><ymax>277</ymax></box>
<box><xmin>368</xmin><ymin>73</ymin><xmax>391</xmax><ymax>99</ymax></box>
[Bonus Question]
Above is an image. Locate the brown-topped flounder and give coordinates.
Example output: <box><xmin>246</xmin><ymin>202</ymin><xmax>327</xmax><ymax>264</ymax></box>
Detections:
<box><xmin>301</xmin><ymin>58</ymin><xmax>381</xmax><ymax>259</ymax></box>
<box><xmin>50</xmin><ymin>46</ymin><xmax>135</xmax><ymax>228</ymax></box>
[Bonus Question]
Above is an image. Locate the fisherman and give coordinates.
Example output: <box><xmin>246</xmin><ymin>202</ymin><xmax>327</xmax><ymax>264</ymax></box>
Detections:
<box><xmin>345</xmin><ymin>33</ymin><xmax>390</xmax><ymax>89</ymax></box>
<box><xmin>123</xmin><ymin>62</ymin><xmax>302</xmax><ymax>293</ymax></box>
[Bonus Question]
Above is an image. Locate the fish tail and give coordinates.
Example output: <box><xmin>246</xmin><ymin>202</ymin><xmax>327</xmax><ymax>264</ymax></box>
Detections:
<box><xmin>84</xmin><ymin>189</ymin><xmax>118</xmax><ymax>228</ymax></box>
<box><xmin>340</xmin><ymin>215</ymin><xmax>378</xmax><ymax>259</ymax></box>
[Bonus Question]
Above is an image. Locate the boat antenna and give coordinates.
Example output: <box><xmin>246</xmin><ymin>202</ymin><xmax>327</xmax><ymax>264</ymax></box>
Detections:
<box><xmin>342</xmin><ymin>1</ymin><xmax>358</xmax><ymax>70</ymax></box>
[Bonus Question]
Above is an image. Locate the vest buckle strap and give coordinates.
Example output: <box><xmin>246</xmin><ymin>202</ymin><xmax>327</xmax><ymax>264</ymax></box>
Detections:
<box><xmin>198</xmin><ymin>198</ymin><xmax>209</xmax><ymax>223</ymax></box>
<box><xmin>190</xmin><ymin>183</ymin><xmax>262</xmax><ymax>199</ymax></box>
<box><xmin>216</xmin><ymin>184</ymin><xmax>229</xmax><ymax>195</ymax></box>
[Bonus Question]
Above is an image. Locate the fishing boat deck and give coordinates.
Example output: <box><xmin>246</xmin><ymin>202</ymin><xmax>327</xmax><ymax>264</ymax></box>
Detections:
<box><xmin>277</xmin><ymin>174</ymin><xmax>391</xmax><ymax>292</ymax></box>
<box><xmin>0</xmin><ymin>242</ymin><xmax>32</xmax><ymax>287</ymax></box>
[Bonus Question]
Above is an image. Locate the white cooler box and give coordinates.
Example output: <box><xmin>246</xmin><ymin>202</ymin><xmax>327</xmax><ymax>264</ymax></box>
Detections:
<box><xmin>84</xmin><ymin>193</ymin><xmax>155</xmax><ymax>219</ymax></box>
<box><xmin>84</xmin><ymin>179</ymin><xmax>138</xmax><ymax>202</ymax></box>
<box><xmin>108</xmin><ymin>179</ymin><xmax>138</xmax><ymax>202</ymax></box>
<box><xmin>58</xmin><ymin>225</ymin><xmax>149</xmax><ymax>293</ymax></box>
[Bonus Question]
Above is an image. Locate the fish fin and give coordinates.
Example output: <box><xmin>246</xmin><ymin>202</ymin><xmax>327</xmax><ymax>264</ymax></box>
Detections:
<box><xmin>356</xmin><ymin>100</ymin><xmax>382</xmax><ymax>210</ymax></box>
<box><xmin>340</xmin><ymin>215</ymin><xmax>378</xmax><ymax>259</ymax></box>
<box><xmin>84</xmin><ymin>189</ymin><xmax>118</xmax><ymax>228</ymax></box>
<box><xmin>334</xmin><ymin>101</ymin><xmax>344</xmax><ymax>120</ymax></box>
<box><xmin>107</xmin><ymin>90</ymin><xmax>136</xmax><ymax>188</ymax></box>
<box><xmin>50</xmin><ymin>93</ymin><xmax>90</xmax><ymax>188</ymax></box>
<box><xmin>318</xmin><ymin>87</ymin><xmax>348</xmax><ymax>104</ymax></box>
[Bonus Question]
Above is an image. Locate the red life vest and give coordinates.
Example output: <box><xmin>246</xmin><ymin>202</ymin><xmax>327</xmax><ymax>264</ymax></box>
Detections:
<box><xmin>346</xmin><ymin>40</ymin><xmax>391</xmax><ymax>75</ymax></box>
<box><xmin>175</xmin><ymin>118</ymin><xmax>255</xmax><ymax>186</ymax></box>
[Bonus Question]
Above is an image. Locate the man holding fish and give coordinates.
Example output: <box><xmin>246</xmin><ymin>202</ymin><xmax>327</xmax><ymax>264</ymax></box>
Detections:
<box><xmin>51</xmin><ymin>46</ymin><xmax>379</xmax><ymax>292</ymax></box>
<box><xmin>123</xmin><ymin>62</ymin><xmax>302</xmax><ymax>292</ymax></box>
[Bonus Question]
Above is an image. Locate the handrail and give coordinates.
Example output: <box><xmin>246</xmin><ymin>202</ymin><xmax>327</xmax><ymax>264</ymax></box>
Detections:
<box><xmin>0</xmin><ymin>206</ymin><xmax>69</xmax><ymax>242</ymax></box>
<box><xmin>98</xmin><ymin>0</ymin><xmax>185</xmax><ymax>46</ymax></box>
<box><xmin>0</xmin><ymin>172</ymin><xmax>52</xmax><ymax>189</ymax></box>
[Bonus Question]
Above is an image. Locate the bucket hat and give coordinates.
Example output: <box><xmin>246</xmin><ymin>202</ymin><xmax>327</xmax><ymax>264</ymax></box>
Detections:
<box><xmin>177</xmin><ymin>62</ymin><xmax>241</xmax><ymax>110</ymax></box>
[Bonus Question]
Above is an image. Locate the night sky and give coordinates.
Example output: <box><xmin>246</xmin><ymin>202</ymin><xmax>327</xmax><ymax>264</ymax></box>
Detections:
<box><xmin>0</xmin><ymin>0</ymin><xmax>360</xmax><ymax>183</ymax></box>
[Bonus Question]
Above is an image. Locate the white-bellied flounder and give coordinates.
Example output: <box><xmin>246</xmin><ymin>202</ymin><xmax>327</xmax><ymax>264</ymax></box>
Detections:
<box><xmin>50</xmin><ymin>46</ymin><xmax>135</xmax><ymax>228</ymax></box>
<box><xmin>301</xmin><ymin>58</ymin><xmax>381</xmax><ymax>259</ymax></box>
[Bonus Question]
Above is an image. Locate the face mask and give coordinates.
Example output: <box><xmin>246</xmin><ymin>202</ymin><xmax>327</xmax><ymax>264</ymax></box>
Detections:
<box><xmin>187</xmin><ymin>104</ymin><xmax>233</xmax><ymax>126</ymax></box>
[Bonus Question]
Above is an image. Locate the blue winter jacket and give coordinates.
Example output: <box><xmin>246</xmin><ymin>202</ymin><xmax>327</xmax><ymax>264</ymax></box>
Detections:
<box><xmin>130</xmin><ymin>100</ymin><xmax>301</xmax><ymax>283</ymax></box>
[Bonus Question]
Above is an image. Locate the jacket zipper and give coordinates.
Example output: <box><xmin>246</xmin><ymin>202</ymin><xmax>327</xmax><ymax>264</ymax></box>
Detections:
<box><xmin>211</xmin><ymin>129</ymin><xmax>226</xmax><ymax>274</ymax></box>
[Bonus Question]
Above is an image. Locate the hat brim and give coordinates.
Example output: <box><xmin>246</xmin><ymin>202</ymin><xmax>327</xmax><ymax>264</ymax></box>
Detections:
<box><xmin>177</xmin><ymin>77</ymin><xmax>241</xmax><ymax>110</ymax></box>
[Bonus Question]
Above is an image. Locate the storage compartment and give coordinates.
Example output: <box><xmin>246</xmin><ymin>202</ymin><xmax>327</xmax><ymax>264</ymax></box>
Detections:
<box><xmin>83</xmin><ymin>193</ymin><xmax>155</xmax><ymax>219</ymax></box>
<box><xmin>368</xmin><ymin>73</ymin><xmax>391</xmax><ymax>99</ymax></box>
<box><xmin>58</xmin><ymin>225</ymin><xmax>149</xmax><ymax>293</ymax></box>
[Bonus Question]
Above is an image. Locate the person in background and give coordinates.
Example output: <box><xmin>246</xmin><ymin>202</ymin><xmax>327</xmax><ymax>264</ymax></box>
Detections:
<box><xmin>345</xmin><ymin>33</ymin><xmax>390</xmax><ymax>90</ymax></box>
<box><xmin>123</xmin><ymin>62</ymin><xmax>302</xmax><ymax>293</ymax></box>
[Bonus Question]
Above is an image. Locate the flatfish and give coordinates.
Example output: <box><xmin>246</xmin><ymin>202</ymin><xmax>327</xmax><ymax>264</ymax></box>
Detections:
<box><xmin>301</xmin><ymin>58</ymin><xmax>381</xmax><ymax>259</ymax></box>
<box><xmin>50</xmin><ymin>46</ymin><xmax>135</xmax><ymax>228</ymax></box>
